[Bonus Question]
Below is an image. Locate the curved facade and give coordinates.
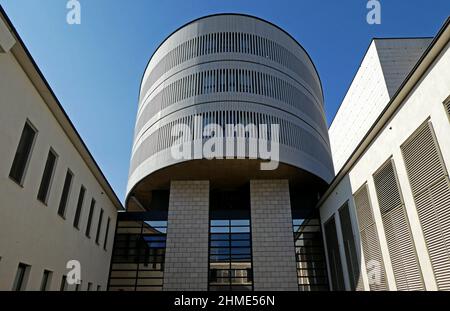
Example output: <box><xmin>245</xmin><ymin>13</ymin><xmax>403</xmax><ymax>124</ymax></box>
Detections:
<box><xmin>127</xmin><ymin>14</ymin><xmax>333</xmax><ymax>206</ymax></box>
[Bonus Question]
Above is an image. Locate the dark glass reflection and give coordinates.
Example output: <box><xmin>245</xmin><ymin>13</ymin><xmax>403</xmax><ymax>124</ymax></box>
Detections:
<box><xmin>293</xmin><ymin>217</ymin><xmax>330</xmax><ymax>291</ymax></box>
<box><xmin>108</xmin><ymin>212</ymin><xmax>168</xmax><ymax>291</ymax></box>
<box><xmin>209</xmin><ymin>187</ymin><xmax>253</xmax><ymax>291</ymax></box>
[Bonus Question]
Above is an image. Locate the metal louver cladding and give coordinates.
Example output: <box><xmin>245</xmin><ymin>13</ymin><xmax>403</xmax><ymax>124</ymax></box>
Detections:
<box><xmin>373</xmin><ymin>159</ymin><xmax>424</xmax><ymax>291</ymax></box>
<box><xmin>401</xmin><ymin>121</ymin><xmax>450</xmax><ymax>290</ymax></box>
<box><xmin>445</xmin><ymin>99</ymin><xmax>450</xmax><ymax>121</ymax></box>
<box><xmin>354</xmin><ymin>185</ymin><xmax>388</xmax><ymax>291</ymax></box>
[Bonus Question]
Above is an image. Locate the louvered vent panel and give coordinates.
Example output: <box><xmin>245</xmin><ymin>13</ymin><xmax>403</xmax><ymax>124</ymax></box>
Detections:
<box><xmin>354</xmin><ymin>186</ymin><xmax>374</xmax><ymax>229</ymax></box>
<box><xmin>373</xmin><ymin>160</ymin><xmax>424</xmax><ymax>291</ymax></box>
<box><xmin>362</xmin><ymin>225</ymin><xmax>388</xmax><ymax>291</ymax></box>
<box><xmin>401</xmin><ymin>123</ymin><xmax>445</xmax><ymax>195</ymax></box>
<box><xmin>401</xmin><ymin>122</ymin><xmax>450</xmax><ymax>290</ymax></box>
<box><xmin>445</xmin><ymin>100</ymin><xmax>450</xmax><ymax>120</ymax></box>
<box><xmin>354</xmin><ymin>185</ymin><xmax>387</xmax><ymax>291</ymax></box>
<box><xmin>373</xmin><ymin>160</ymin><xmax>402</xmax><ymax>214</ymax></box>
<box><xmin>382</xmin><ymin>208</ymin><xmax>424</xmax><ymax>290</ymax></box>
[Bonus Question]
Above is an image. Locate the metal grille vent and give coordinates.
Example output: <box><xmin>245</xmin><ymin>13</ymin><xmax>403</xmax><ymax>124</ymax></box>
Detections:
<box><xmin>353</xmin><ymin>185</ymin><xmax>388</xmax><ymax>291</ymax></box>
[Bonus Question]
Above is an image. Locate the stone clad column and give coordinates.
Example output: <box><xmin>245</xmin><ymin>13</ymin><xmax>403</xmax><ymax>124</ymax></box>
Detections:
<box><xmin>163</xmin><ymin>181</ymin><xmax>210</xmax><ymax>291</ymax></box>
<box><xmin>250</xmin><ymin>180</ymin><xmax>298</xmax><ymax>291</ymax></box>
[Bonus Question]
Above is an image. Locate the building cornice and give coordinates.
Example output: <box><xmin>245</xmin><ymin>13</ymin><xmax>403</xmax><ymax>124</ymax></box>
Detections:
<box><xmin>317</xmin><ymin>16</ymin><xmax>450</xmax><ymax>208</ymax></box>
<box><xmin>0</xmin><ymin>5</ymin><xmax>124</xmax><ymax>210</ymax></box>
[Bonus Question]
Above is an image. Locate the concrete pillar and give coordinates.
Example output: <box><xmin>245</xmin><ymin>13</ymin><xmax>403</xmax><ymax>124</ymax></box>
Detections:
<box><xmin>250</xmin><ymin>180</ymin><xmax>298</xmax><ymax>291</ymax></box>
<box><xmin>163</xmin><ymin>181</ymin><xmax>209</xmax><ymax>291</ymax></box>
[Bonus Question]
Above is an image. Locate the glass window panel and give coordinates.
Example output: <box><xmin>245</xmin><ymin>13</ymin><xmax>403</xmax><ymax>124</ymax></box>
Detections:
<box><xmin>211</xmin><ymin>220</ymin><xmax>230</xmax><ymax>226</ymax></box>
<box><xmin>231</xmin><ymin>226</ymin><xmax>250</xmax><ymax>233</ymax></box>
<box><xmin>230</xmin><ymin>220</ymin><xmax>249</xmax><ymax>226</ymax></box>
<box><xmin>211</xmin><ymin>227</ymin><xmax>229</xmax><ymax>233</ymax></box>
<box><xmin>231</xmin><ymin>240</ymin><xmax>250</xmax><ymax>247</ymax></box>
<box><xmin>211</xmin><ymin>233</ymin><xmax>230</xmax><ymax>240</ymax></box>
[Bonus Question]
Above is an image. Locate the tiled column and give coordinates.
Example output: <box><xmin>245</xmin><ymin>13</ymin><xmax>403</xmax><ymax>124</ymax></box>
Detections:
<box><xmin>250</xmin><ymin>180</ymin><xmax>298</xmax><ymax>291</ymax></box>
<box><xmin>163</xmin><ymin>181</ymin><xmax>210</xmax><ymax>291</ymax></box>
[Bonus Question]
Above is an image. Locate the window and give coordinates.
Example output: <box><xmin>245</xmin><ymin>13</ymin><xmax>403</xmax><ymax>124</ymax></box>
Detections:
<box><xmin>87</xmin><ymin>282</ymin><xmax>92</xmax><ymax>291</ymax></box>
<box><xmin>57</xmin><ymin>170</ymin><xmax>73</xmax><ymax>217</ymax></box>
<box><xmin>12</xmin><ymin>263</ymin><xmax>30</xmax><ymax>291</ymax></box>
<box><xmin>95</xmin><ymin>208</ymin><xmax>104</xmax><ymax>245</ymax></box>
<box><xmin>338</xmin><ymin>202</ymin><xmax>359</xmax><ymax>290</ymax></box>
<box><xmin>40</xmin><ymin>270</ymin><xmax>52</xmax><ymax>291</ymax></box>
<box><xmin>60</xmin><ymin>275</ymin><xmax>67</xmax><ymax>291</ymax></box>
<box><xmin>73</xmin><ymin>186</ymin><xmax>86</xmax><ymax>229</ymax></box>
<box><xmin>37</xmin><ymin>149</ymin><xmax>58</xmax><ymax>204</ymax></box>
<box><xmin>324</xmin><ymin>217</ymin><xmax>345</xmax><ymax>291</ymax></box>
<box><xmin>9</xmin><ymin>121</ymin><xmax>37</xmax><ymax>185</ymax></box>
<box><xmin>292</xmin><ymin>216</ymin><xmax>329</xmax><ymax>291</ymax></box>
<box><xmin>209</xmin><ymin>219</ymin><xmax>253</xmax><ymax>291</ymax></box>
<box><xmin>103</xmin><ymin>217</ymin><xmax>111</xmax><ymax>250</ymax></box>
<box><xmin>85</xmin><ymin>199</ymin><xmax>96</xmax><ymax>238</ymax></box>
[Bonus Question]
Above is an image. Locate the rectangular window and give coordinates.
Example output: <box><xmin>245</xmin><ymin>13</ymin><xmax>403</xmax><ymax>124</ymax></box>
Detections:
<box><xmin>338</xmin><ymin>202</ymin><xmax>359</xmax><ymax>290</ymax></box>
<box><xmin>40</xmin><ymin>270</ymin><xmax>52</xmax><ymax>291</ymax></box>
<box><xmin>103</xmin><ymin>217</ymin><xmax>111</xmax><ymax>250</ymax></box>
<box><xmin>12</xmin><ymin>263</ymin><xmax>30</xmax><ymax>291</ymax></box>
<box><xmin>37</xmin><ymin>149</ymin><xmax>58</xmax><ymax>204</ymax></box>
<box><xmin>60</xmin><ymin>275</ymin><xmax>67</xmax><ymax>291</ymax></box>
<box><xmin>57</xmin><ymin>170</ymin><xmax>73</xmax><ymax>218</ymax></box>
<box><xmin>73</xmin><ymin>186</ymin><xmax>86</xmax><ymax>229</ymax></box>
<box><xmin>9</xmin><ymin>121</ymin><xmax>37</xmax><ymax>185</ymax></box>
<box><xmin>324</xmin><ymin>217</ymin><xmax>345</xmax><ymax>291</ymax></box>
<box><xmin>85</xmin><ymin>199</ymin><xmax>96</xmax><ymax>238</ymax></box>
<box><xmin>95</xmin><ymin>208</ymin><xmax>104</xmax><ymax>245</ymax></box>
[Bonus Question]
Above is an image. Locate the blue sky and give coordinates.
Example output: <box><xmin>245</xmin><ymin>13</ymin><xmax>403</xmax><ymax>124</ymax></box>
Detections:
<box><xmin>1</xmin><ymin>0</ymin><xmax>449</xmax><ymax>202</ymax></box>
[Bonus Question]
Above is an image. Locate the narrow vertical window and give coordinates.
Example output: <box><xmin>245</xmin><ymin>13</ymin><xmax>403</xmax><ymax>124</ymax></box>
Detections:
<box><xmin>57</xmin><ymin>170</ymin><xmax>73</xmax><ymax>218</ymax></box>
<box><xmin>40</xmin><ymin>270</ymin><xmax>52</xmax><ymax>291</ymax></box>
<box><xmin>9</xmin><ymin>121</ymin><xmax>37</xmax><ymax>185</ymax></box>
<box><xmin>85</xmin><ymin>199</ymin><xmax>96</xmax><ymax>238</ymax></box>
<box><xmin>73</xmin><ymin>186</ymin><xmax>86</xmax><ymax>229</ymax></box>
<box><xmin>37</xmin><ymin>149</ymin><xmax>58</xmax><ymax>204</ymax></box>
<box><xmin>60</xmin><ymin>275</ymin><xmax>67</xmax><ymax>291</ymax></box>
<box><xmin>95</xmin><ymin>208</ymin><xmax>104</xmax><ymax>245</ymax></box>
<box><xmin>12</xmin><ymin>263</ymin><xmax>30</xmax><ymax>291</ymax></box>
<box><xmin>103</xmin><ymin>217</ymin><xmax>111</xmax><ymax>250</ymax></box>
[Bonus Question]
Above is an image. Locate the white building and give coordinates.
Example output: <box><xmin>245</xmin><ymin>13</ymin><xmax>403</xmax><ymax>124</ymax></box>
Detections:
<box><xmin>319</xmin><ymin>18</ymin><xmax>450</xmax><ymax>291</ymax></box>
<box><xmin>0</xmin><ymin>8</ymin><xmax>123</xmax><ymax>291</ymax></box>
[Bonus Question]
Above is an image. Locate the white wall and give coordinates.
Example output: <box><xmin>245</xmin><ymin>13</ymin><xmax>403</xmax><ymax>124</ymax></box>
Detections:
<box><xmin>329</xmin><ymin>39</ymin><xmax>431</xmax><ymax>174</ymax></box>
<box><xmin>0</xmin><ymin>40</ymin><xmax>118</xmax><ymax>291</ymax></box>
<box><xmin>320</xmin><ymin>40</ymin><xmax>450</xmax><ymax>291</ymax></box>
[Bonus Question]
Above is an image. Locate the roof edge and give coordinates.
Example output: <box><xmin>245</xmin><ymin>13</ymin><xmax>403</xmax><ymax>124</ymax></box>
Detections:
<box><xmin>0</xmin><ymin>5</ymin><xmax>124</xmax><ymax>210</ymax></box>
<box><xmin>317</xmin><ymin>16</ymin><xmax>450</xmax><ymax>208</ymax></box>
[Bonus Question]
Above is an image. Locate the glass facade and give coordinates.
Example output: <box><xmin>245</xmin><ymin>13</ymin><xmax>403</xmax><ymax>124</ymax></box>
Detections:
<box><xmin>293</xmin><ymin>216</ymin><xmax>329</xmax><ymax>291</ymax></box>
<box><xmin>108</xmin><ymin>212</ymin><xmax>168</xmax><ymax>291</ymax></box>
<box><xmin>208</xmin><ymin>187</ymin><xmax>253</xmax><ymax>291</ymax></box>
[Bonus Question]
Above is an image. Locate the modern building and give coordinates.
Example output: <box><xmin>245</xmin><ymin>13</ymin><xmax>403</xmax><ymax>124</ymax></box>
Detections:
<box><xmin>109</xmin><ymin>14</ymin><xmax>334</xmax><ymax>291</ymax></box>
<box><xmin>2</xmin><ymin>5</ymin><xmax>450</xmax><ymax>292</ymax></box>
<box><xmin>0</xmin><ymin>7</ymin><xmax>123</xmax><ymax>291</ymax></box>
<box><xmin>319</xmin><ymin>18</ymin><xmax>450</xmax><ymax>291</ymax></box>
